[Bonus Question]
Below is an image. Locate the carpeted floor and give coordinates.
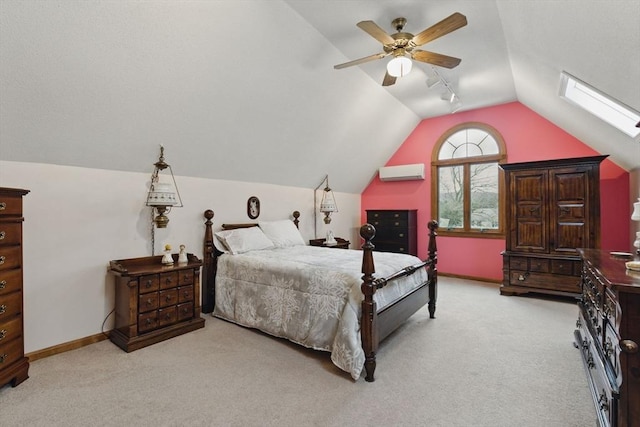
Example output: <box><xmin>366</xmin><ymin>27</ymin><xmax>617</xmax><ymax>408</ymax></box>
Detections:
<box><xmin>0</xmin><ymin>277</ymin><xmax>596</xmax><ymax>426</ymax></box>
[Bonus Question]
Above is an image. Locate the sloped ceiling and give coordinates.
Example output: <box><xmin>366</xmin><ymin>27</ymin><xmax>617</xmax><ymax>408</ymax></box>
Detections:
<box><xmin>1</xmin><ymin>1</ymin><xmax>638</xmax><ymax>194</ymax></box>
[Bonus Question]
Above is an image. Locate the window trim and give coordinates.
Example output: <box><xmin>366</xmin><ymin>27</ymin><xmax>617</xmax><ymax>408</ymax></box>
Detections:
<box><xmin>431</xmin><ymin>122</ymin><xmax>507</xmax><ymax>238</ymax></box>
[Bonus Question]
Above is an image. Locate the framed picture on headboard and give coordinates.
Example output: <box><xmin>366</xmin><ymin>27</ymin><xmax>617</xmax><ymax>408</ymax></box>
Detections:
<box><xmin>247</xmin><ymin>196</ymin><xmax>260</xmax><ymax>219</ymax></box>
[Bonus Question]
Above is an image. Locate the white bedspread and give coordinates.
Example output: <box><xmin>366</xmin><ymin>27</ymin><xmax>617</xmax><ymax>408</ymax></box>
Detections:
<box><xmin>213</xmin><ymin>245</ymin><xmax>429</xmax><ymax>380</ymax></box>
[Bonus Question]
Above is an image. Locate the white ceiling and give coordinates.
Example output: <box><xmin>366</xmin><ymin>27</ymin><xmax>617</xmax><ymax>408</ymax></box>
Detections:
<box><xmin>1</xmin><ymin>1</ymin><xmax>639</xmax><ymax>194</ymax></box>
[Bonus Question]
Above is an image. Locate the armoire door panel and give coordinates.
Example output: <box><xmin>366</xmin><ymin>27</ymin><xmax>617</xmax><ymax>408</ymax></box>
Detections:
<box><xmin>515</xmin><ymin>220</ymin><xmax>546</xmax><ymax>251</ymax></box>
<box><xmin>555</xmin><ymin>222</ymin><xmax>585</xmax><ymax>253</ymax></box>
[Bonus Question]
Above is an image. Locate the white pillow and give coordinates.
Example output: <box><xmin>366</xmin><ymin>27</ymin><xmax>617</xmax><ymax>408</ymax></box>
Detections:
<box><xmin>259</xmin><ymin>220</ymin><xmax>306</xmax><ymax>248</ymax></box>
<box><xmin>214</xmin><ymin>227</ymin><xmax>274</xmax><ymax>255</ymax></box>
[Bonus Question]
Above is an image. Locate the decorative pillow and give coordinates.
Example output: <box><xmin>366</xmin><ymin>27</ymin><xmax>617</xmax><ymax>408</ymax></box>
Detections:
<box><xmin>259</xmin><ymin>220</ymin><xmax>306</xmax><ymax>248</ymax></box>
<box><xmin>214</xmin><ymin>227</ymin><xmax>274</xmax><ymax>255</ymax></box>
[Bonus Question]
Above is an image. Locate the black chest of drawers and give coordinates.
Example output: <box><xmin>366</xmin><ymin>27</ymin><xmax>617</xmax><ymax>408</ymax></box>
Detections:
<box><xmin>366</xmin><ymin>210</ymin><xmax>417</xmax><ymax>256</ymax></box>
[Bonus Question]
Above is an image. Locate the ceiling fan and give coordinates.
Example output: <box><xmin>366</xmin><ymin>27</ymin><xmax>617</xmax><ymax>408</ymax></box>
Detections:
<box><xmin>334</xmin><ymin>12</ymin><xmax>467</xmax><ymax>86</ymax></box>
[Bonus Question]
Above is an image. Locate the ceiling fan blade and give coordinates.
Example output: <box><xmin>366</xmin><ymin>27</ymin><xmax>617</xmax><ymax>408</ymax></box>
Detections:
<box><xmin>382</xmin><ymin>72</ymin><xmax>396</xmax><ymax>87</ymax></box>
<box><xmin>334</xmin><ymin>52</ymin><xmax>388</xmax><ymax>69</ymax></box>
<box><xmin>411</xmin><ymin>12</ymin><xmax>467</xmax><ymax>47</ymax></box>
<box><xmin>357</xmin><ymin>20</ymin><xmax>395</xmax><ymax>45</ymax></box>
<box><xmin>411</xmin><ymin>50</ymin><xmax>462</xmax><ymax>68</ymax></box>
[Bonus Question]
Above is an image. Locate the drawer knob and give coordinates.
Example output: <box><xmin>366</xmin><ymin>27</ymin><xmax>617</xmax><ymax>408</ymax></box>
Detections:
<box><xmin>0</xmin><ymin>280</ymin><xmax>5</xmax><ymax>289</ymax></box>
<box><xmin>0</xmin><ymin>256</ymin><xmax>5</xmax><ymax>265</ymax></box>
<box><xmin>518</xmin><ymin>272</ymin><xmax>529</xmax><ymax>281</ymax></box>
<box><xmin>145</xmin><ymin>318</ymin><xmax>152</xmax><ymax>325</ymax></box>
<box><xmin>0</xmin><ymin>202</ymin><xmax>6</xmax><ymax>211</ymax></box>
<box><xmin>0</xmin><ymin>329</ymin><xmax>6</xmax><ymax>340</ymax></box>
<box><xmin>165</xmin><ymin>295</ymin><xmax>173</xmax><ymax>302</ymax></box>
<box><xmin>0</xmin><ymin>304</ymin><xmax>6</xmax><ymax>314</ymax></box>
<box><xmin>0</xmin><ymin>231</ymin><xmax>5</xmax><ymax>240</ymax></box>
<box><xmin>0</xmin><ymin>353</ymin><xmax>7</xmax><ymax>363</ymax></box>
<box><xmin>165</xmin><ymin>278</ymin><xmax>173</xmax><ymax>284</ymax></box>
<box><xmin>621</xmin><ymin>340</ymin><xmax>638</xmax><ymax>354</ymax></box>
<box><xmin>146</xmin><ymin>299</ymin><xmax>153</xmax><ymax>306</ymax></box>
<box><xmin>145</xmin><ymin>280</ymin><xmax>152</xmax><ymax>288</ymax></box>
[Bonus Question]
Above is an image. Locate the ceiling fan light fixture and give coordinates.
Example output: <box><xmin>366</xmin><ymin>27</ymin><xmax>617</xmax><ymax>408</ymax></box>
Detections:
<box><xmin>387</xmin><ymin>56</ymin><xmax>412</xmax><ymax>78</ymax></box>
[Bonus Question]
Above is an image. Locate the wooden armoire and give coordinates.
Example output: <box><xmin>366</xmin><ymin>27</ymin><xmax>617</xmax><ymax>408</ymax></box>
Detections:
<box><xmin>500</xmin><ymin>155</ymin><xmax>607</xmax><ymax>297</ymax></box>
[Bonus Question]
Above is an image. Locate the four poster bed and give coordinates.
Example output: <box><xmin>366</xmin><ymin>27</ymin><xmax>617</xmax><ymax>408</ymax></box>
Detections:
<box><xmin>201</xmin><ymin>209</ymin><xmax>438</xmax><ymax>382</ymax></box>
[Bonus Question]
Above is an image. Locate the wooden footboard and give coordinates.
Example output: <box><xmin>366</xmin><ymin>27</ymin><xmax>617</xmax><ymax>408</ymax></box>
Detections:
<box><xmin>201</xmin><ymin>210</ymin><xmax>438</xmax><ymax>382</ymax></box>
<box><xmin>360</xmin><ymin>220</ymin><xmax>438</xmax><ymax>382</ymax></box>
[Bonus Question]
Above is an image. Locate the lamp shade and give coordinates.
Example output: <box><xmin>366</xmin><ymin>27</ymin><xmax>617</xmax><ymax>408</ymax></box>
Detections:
<box><xmin>147</xmin><ymin>182</ymin><xmax>178</xmax><ymax>207</ymax></box>
<box><xmin>320</xmin><ymin>189</ymin><xmax>338</xmax><ymax>213</ymax></box>
<box><xmin>632</xmin><ymin>198</ymin><xmax>640</xmax><ymax>221</ymax></box>
<box><xmin>387</xmin><ymin>56</ymin><xmax>412</xmax><ymax>78</ymax></box>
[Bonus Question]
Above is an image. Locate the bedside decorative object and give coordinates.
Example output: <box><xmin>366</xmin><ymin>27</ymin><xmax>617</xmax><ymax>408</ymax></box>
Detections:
<box><xmin>247</xmin><ymin>196</ymin><xmax>260</xmax><ymax>219</ymax></box>
<box><xmin>146</xmin><ymin>145</ymin><xmax>182</xmax><ymax>229</ymax></box>
<box><xmin>309</xmin><ymin>237</ymin><xmax>350</xmax><ymax>249</ymax></box>
<box><xmin>0</xmin><ymin>187</ymin><xmax>30</xmax><ymax>388</ymax></box>
<box><xmin>108</xmin><ymin>254</ymin><xmax>205</xmax><ymax>352</ymax></box>
<box><xmin>178</xmin><ymin>244</ymin><xmax>188</xmax><ymax>264</ymax></box>
<box><xmin>161</xmin><ymin>244</ymin><xmax>174</xmax><ymax>265</ymax></box>
<box><xmin>313</xmin><ymin>175</ymin><xmax>338</xmax><ymax>239</ymax></box>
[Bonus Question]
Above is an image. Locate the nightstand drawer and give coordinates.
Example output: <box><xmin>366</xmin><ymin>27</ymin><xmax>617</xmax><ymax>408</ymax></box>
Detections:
<box><xmin>159</xmin><ymin>272</ymin><xmax>178</xmax><ymax>290</ymax></box>
<box><xmin>139</xmin><ymin>274</ymin><xmax>159</xmax><ymax>293</ymax></box>
<box><xmin>158</xmin><ymin>306</ymin><xmax>177</xmax><ymax>327</ymax></box>
<box><xmin>138</xmin><ymin>292</ymin><xmax>159</xmax><ymax>313</ymax></box>
<box><xmin>0</xmin><ymin>223</ymin><xmax>21</xmax><ymax>246</ymax></box>
<box><xmin>138</xmin><ymin>311</ymin><xmax>158</xmax><ymax>333</ymax></box>
<box><xmin>178</xmin><ymin>270</ymin><xmax>194</xmax><ymax>286</ymax></box>
<box><xmin>177</xmin><ymin>302</ymin><xmax>194</xmax><ymax>321</ymax></box>
<box><xmin>178</xmin><ymin>286</ymin><xmax>194</xmax><ymax>303</ymax></box>
<box><xmin>159</xmin><ymin>289</ymin><xmax>178</xmax><ymax>308</ymax></box>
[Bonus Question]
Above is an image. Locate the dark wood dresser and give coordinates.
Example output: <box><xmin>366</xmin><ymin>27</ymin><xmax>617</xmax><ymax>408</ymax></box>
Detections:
<box><xmin>366</xmin><ymin>210</ymin><xmax>417</xmax><ymax>256</ymax></box>
<box><xmin>108</xmin><ymin>254</ymin><xmax>205</xmax><ymax>352</ymax></box>
<box><xmin>0</xmin><ymin>187</ymin><xmax>30</xmax><ymax>388</ymax></box>
<box><xmin>500</xmin><ymin>156</ymin><xmax>606</xmax><ymax>297</ymax></box>
<box><xmin>575</xmin><ymin>249</ymin><xmax>639</xmax><ymax>427</ymax></box>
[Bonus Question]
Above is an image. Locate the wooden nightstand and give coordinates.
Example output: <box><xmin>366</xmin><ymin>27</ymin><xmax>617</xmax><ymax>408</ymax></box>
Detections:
<box><xmin>309</xmin><ymin>237</ymin><xmax>350</xmax><ymax>249</ymax></box>
<box><xmin>108</xmin><ymin>254</ymin><xmax>205</xmax><ymax>352</ymax></box>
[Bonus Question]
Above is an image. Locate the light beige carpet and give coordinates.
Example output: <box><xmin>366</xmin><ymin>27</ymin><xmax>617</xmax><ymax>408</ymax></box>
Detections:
<box><xmin>0</xmin><ymin>277</ymin><xmax>595</xmax><ymax>426</ymax></box>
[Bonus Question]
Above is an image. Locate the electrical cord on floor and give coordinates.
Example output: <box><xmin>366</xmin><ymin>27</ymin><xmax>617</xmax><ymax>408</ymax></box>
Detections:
<box><xmin>101</xmin><ymin>308</ymin><xmax>115</xmax><ymax>338</ymax></box>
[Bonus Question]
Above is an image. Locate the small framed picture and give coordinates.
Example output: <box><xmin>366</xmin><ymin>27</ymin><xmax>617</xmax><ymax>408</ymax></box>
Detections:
<box><xmin>247</xmin><ymin>196</ymin><xmax>260</xmax><ymax>219</ymax></box>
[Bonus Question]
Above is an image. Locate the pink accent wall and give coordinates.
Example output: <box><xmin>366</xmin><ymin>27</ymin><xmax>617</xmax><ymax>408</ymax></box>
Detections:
<box><xmin>361</xmin><ymin>102</ymin><xmax>630</xmax><ymax>282</ymax></box>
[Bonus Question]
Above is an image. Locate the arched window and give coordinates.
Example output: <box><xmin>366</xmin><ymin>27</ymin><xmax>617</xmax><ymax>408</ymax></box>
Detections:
<box><xmin>431</xmin><ymin>123</ymin><xmax>507</xmax><ymax>237</ymax></box>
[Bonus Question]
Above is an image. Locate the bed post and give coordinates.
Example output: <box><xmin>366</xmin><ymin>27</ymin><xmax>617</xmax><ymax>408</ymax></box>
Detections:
<box><xmin>202</xmin><ymin>209</ymin><xmax>216</xmax><ymax>313</ymax></box>
<box><xmin>427</xmin><ymin>220</ymin><xmax>439</xmax><ymax>319</ymax></box>
<box><xmin>292</xmin><ymin>210</ymin><xmax>300</xmax><ymax>228</ymax></box>
<box><xmin>360</xmin><ymin>223</ymin><xmax>378</xmax><ymax>382</ymax></box>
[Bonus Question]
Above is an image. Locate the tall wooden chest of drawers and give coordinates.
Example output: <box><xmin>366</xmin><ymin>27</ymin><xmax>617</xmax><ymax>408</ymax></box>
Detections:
<box><xmin>108</xmin><ymin>254</ymin><xmax>205</xmax><ymax>352</ymax></box>
<box><xmin>574</xmin><ymin>249</ymin><xmax>640</xmax><ymax>427</ymax></box>
<box><xmin>366</xmin><ymin>210</ymin><xmax>417</xmax><ymax>256</ymax></box>
<box><xmin>501</xmin><ymin>156</ymin><xmax>606</xmax><ymax>297</ymax></box>
<box><xmin>0</xmin><ymin>187</ymin><xmax>30</xmax><ymax>388</ymax></box>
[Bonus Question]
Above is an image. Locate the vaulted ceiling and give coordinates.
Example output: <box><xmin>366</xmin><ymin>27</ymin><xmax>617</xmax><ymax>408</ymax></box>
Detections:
<box><xmin>1</xmin><ymin>1</ymin><xmax>638</xmax><ymax>194</ymax></box>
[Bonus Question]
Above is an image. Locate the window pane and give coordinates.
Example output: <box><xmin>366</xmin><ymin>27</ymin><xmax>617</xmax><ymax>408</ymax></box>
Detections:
<box><xmin>438</xmin><ymin>165</ymin><xmax>464</xmax><ymax>228</ymax></box>
<box><xmin>470</xmin><ymin>162</ymin><xmax>499</xmax><ymax>229</ymax></box>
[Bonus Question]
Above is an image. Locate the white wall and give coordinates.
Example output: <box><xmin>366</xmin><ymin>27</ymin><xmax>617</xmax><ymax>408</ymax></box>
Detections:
<box><xmin>1</xmin><ymin>160</ymin><xmax>361</xmax><ymax>353</ymax></box>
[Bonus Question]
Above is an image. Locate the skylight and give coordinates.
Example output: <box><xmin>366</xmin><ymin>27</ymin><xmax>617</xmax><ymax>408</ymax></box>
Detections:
<box><xmin>559</xmin><ymin>71</ymin><xmax>640</xmax><ymax>139</ymax></box>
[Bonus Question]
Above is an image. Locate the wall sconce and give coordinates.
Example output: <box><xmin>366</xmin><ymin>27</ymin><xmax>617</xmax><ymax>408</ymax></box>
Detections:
<box><xmin>314</xmin><ymin>175</ymin><xmax>338</xmax><ymax>238</ymax></box>
<box><xmin>146</xmin><ymin>145</ymin><xmax>182</xmax><ymax>228</ymax></box>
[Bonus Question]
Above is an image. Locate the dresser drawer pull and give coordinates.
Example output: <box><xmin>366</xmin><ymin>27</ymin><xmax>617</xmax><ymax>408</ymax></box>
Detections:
<box><xmin>0</xmin><ymin>353</ymin><xmax>7</xmax><ymax>363</ymax></box>
<box><xmin>145</xmin><ymin>280</ymin><xmax>153</xmax><ymax>288</ymax></box>
<box><xmin>165</xmin><ymin>295</ymin><xmax>173</xmax><ymax>302</ymax></box>
<box><xmin>145</xmin><ymin>318</ymin><xmax>152</xmax><ymax>325</ymax></box>
<box><xmin>518</xmin><ymin>272</ymin><xmax>530</xmax><ymax>281</ymax></box>
<box><xmin>0</xmin><ymin>202</ymin><xmax>6</xmax><ymax>211</ymax></box>
<box><xmin>164</xmin><ymin>277</ymin><xmax>173</xmax><ymax>285</ymax></box>
<box><xmin>398</xmin><ymin>233</ymin><xmax>404</xmax><ymax>238</ymax></box>
<box><xmin>0</xmin><ymin>280</ymin><xmax>5</xmax><ymax>289</ymax></box>
<box><xmin>146</xmin><ymin>299</ymin><xmax>153</xmax><ymax>306</ymax></box>
<box><xmin>621</xmin><ymin>340</ymin><xmax>638</xmax><ymax>354</ymax></box>
<box><xmin>0</xmin><ymin>329</ymin><xmax>6</xmax><ymax>340</ymax></box>
<box><xmin>0</xmin><ymin>304</ymin><xmax>5</xmax><ymax>314</ymax></box>
<box><xmin>0</xmin><ymin>231</ymin><xmax>5</xmax><ymax>240</ymax></box>
<box><xmin>0</xmin><ymin>256</ymin><xmax>5</xmax><ymax>265</ymax></box>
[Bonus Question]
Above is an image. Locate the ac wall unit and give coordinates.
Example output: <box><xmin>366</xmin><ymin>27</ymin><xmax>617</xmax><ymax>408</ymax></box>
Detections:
<box><xmin>379</xmin><ymin>163</ymin><xmax>425</xmax><ymax>181</ymax></box>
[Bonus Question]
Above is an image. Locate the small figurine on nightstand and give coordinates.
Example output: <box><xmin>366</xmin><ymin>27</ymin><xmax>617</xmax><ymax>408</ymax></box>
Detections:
<box><xmin>162</xmin><ymin>244</ymin><xmax>174</xmax><ymax>265</ymax></box>
<box><xmin>178</xmin><ymin>244</ymin><xmax>188</xmax><ymax>264</ymax></box>
<box><xmin>325</xmin><ymin>230</ymin><xmax>337</xmax><ymax>246</ymax></box>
